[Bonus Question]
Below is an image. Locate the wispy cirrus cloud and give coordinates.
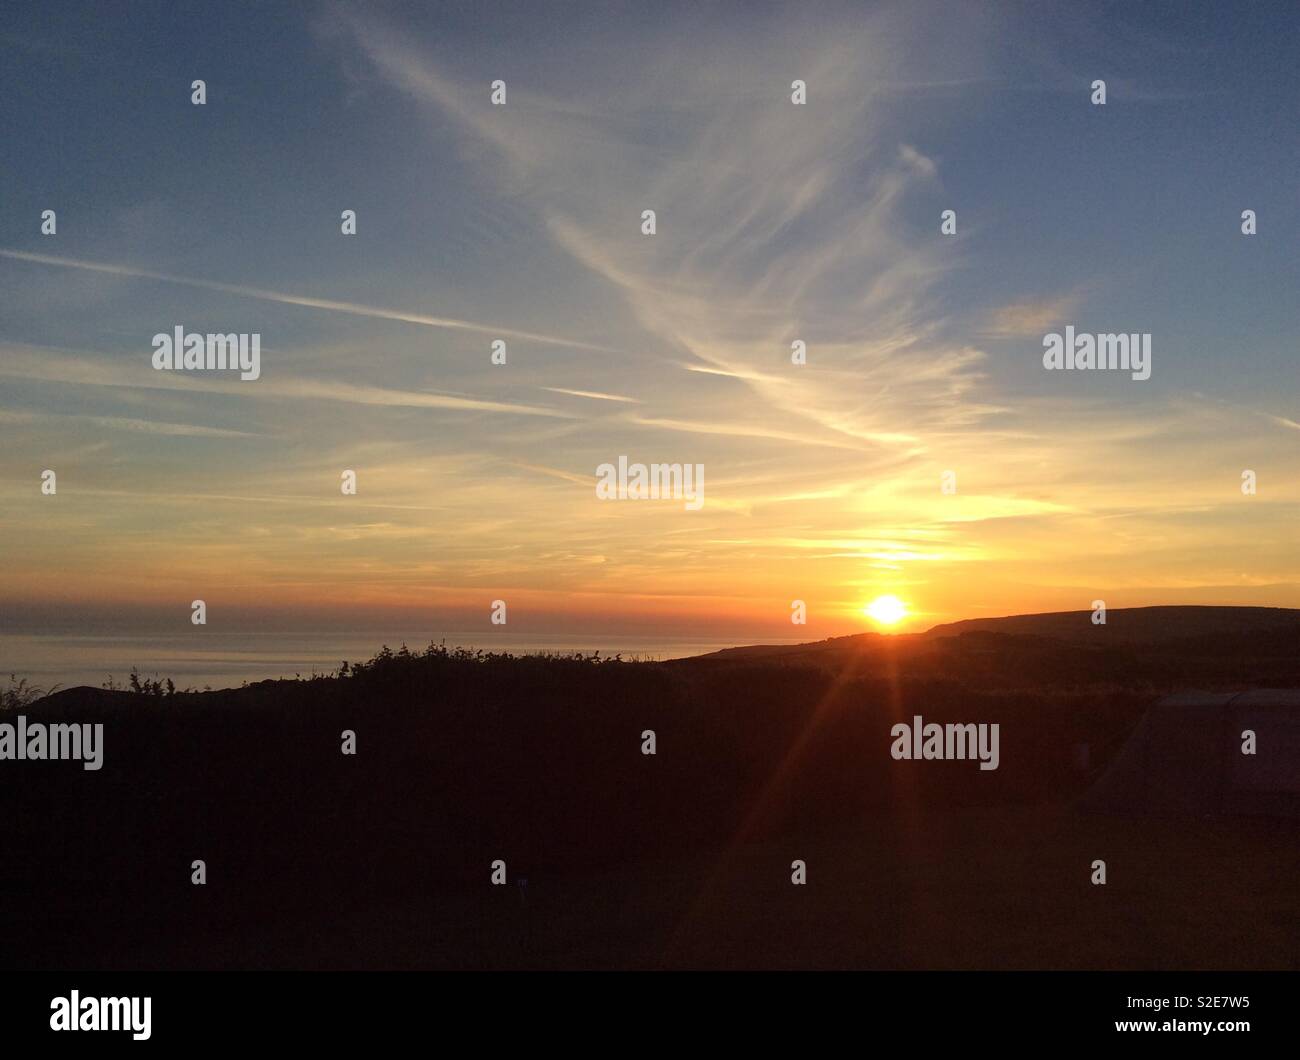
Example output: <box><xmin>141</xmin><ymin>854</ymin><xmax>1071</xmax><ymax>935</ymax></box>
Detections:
<box><xmin>0</xmin><ymin>248</ymin><xmax>620</xmax><ymax>353</ymax></box>
<box><xmin>981</xmin><ymin>291</ymin><xmax>1086</xmax><ymax>337</ymax></box>
<box><xmin>336</xmin><ymin>6</ymin><xmax>995</xmax><ymax>457</ymax></box>
<box><xmin>540</xmin><ymin>387</ymin><xmax>639</xmax><ymax>403</ymax></box>
<box><xmin>0</xmin><ymin>343</ymin><xmax>575</xmax><ymax>419</ymax></box>
<box><xmin>0</xmin><ymin>407</ymin><xmax>263</xmax><ymax>438</ymax></box>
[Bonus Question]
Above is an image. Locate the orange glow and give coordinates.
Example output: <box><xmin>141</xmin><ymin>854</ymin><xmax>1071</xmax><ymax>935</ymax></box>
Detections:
<box><xmin>864</xmin><ymin>595</ymin><xmax>908</xmax><ymax>627</ymax></box>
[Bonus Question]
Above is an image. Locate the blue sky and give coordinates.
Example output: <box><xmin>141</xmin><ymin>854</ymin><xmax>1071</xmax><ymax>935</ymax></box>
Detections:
<box><xmin>1</xmin><ymin>0</ymin><xmax>1297</xmax><ymax>638</ymax></box>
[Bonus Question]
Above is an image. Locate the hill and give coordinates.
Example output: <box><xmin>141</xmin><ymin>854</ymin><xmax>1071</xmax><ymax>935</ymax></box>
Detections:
<box><xmin>678</xmin><ymin>606</ymin><xmax>1300</xmax><ymax>689</ymax></box>
<box><xmin>923</xmin><ymin>605</ymin><xmax>1300</xmax><ymax>643</ymax></box>
<box><xmin>1</xmin><ymin>611</ymin><xmax>1296</xmax><ymax>970</ymax></box>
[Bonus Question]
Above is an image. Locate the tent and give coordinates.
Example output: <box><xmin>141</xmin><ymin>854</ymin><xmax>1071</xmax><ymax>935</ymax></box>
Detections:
<box><xmin>1080</xmin><ymin>690</ymin><xmax>1300</xmax><ymax>818</ymax></box>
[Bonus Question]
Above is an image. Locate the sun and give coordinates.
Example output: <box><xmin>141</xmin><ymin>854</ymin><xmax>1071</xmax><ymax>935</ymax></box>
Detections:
<box><xmin>864</xmin><ymin>594</ymin><xmax>908</xmax><ymax>627</ymax></box>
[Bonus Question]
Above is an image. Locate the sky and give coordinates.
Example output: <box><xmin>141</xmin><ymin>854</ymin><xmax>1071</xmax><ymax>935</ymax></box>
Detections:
<box><xmin>0</xmin><ymin>0</ymin><xmax>1297</xmax><ymax>643</ymax></box>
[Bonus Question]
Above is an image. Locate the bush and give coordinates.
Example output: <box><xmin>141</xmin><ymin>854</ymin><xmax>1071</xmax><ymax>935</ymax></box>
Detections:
<box><xmin>0</xmin><ymin>674</ymin><xmax>55</xmax><ymax>710</ymax></box>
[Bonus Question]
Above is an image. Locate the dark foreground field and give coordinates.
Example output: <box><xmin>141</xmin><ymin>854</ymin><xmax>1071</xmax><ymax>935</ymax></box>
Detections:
<box><xmin>50</xmin><ymin>807</ymin><xmax>1292</xmax><ymax>971</ymax></box>
<box><xmin>2</xmin><ymin>611</ymin><xmax>1298</xmax><ymax>970</ymax></box>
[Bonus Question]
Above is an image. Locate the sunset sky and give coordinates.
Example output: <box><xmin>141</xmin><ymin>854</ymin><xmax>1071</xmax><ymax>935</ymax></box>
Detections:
<box><xmin>1</xmin><ymin>1</ymin><xmax>1297</xmax><ymax>643</ymax></box>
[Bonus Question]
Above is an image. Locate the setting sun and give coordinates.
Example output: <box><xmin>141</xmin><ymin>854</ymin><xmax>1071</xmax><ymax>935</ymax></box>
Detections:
<box><xmin>864</xmin><ymin>595</ymin><xmax>909</xmax><ymax>627</ymax></box>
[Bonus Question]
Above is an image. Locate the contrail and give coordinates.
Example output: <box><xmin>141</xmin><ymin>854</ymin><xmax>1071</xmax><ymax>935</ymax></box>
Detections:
<box><xmin>0</xmin><ymin>248</ymin><xmax>622</xmax><ymax>354</ymax></box>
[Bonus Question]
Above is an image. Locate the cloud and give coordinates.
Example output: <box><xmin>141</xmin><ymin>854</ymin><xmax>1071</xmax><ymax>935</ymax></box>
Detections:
<box><xmin>0</xmin><ymin>407</ymin><xmax>263</xmax><ymax>438</ymax></box>
<box><xmin>982</xmin><ymin>292</ymin><xmax>1085</xmax><ymax>337</ymax></box>
<box><xmin>898</xmin><ymin>143</ymin><xmax>938</xmax><ymax>178</ymax></box>
<box><xmin>0</xmin><ymin>248</ymin><xmax>620</xmax><ymax>353</ymax></box>
<box><xmin>0</xmin><ymin>343</ymin><xmax>576</xmax><ymax>419</ymax></box>
<box><xmin>337</xmin><ymin>6</ymin><xmax>997</xmax><ymax>459</ymax></box>
<box><xmin>540</xmin><ymin>387</ymin><xmax>639</xmax><ymax>403</ymax></box>
<box><xmin>508</xmin><ymin>461</ymin><xmax>593</xmax><ymax>486</ymax></box>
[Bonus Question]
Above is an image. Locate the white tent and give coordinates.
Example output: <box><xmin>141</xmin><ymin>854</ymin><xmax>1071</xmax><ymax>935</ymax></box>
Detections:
<box><xmin>1080</xmin><ymin>690</ymin><xmax>1300</xmax><ymax>818</ymax></box>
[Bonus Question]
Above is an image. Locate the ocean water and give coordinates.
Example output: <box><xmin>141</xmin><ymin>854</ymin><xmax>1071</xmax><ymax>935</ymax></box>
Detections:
<box><xmin>0</xmin><ymin>631</ymin><xmax>783</xmax><ymax>693</ymax></box>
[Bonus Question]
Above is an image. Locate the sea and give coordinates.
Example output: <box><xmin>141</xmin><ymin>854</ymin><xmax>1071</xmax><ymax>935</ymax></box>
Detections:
<box><xmin>0</xmin><ymin>631</ymin><xmax>793</xmax><ymax>694</ymax></box>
